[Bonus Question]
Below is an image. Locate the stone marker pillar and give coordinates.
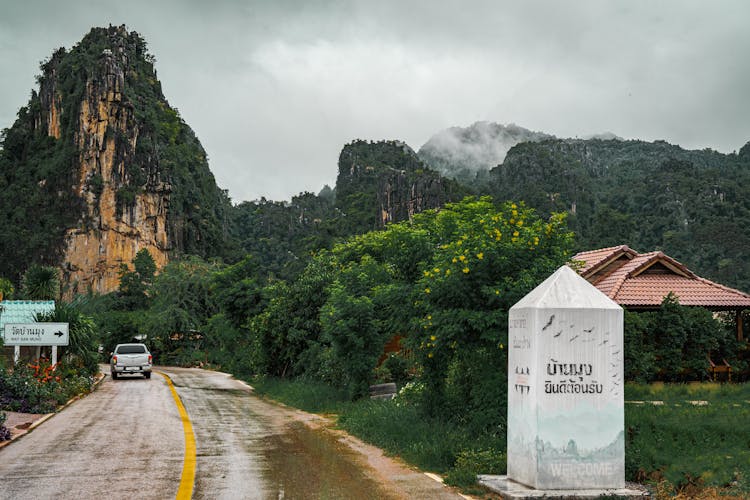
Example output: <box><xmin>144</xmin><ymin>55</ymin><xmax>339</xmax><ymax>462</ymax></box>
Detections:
<box><xmin>507</xmin><ymin>265</ymin><xmax>624</xmax><ymax>490</ymax></box>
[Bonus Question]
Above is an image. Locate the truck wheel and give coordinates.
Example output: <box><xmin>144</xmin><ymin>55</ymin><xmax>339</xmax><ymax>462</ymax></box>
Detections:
<box><xmin>111</xmin><ymin>371</ymin><xmax>118</xmax><ymax>380</ymax></box>
<box><xmin>144</xmin><ymin>372</ymin><xmax>151</xmax><ymax>379</ymax></box>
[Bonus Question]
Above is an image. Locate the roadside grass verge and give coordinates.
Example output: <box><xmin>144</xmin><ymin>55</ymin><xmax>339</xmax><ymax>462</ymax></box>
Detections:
<box><xmin>626</xmin><ymin>383</ymin><xmax>750</xmax><ymax>497</ymax></box>
<box><xmin>249</xmin><ymin>376</ymin><xmax>506</xmax><ymax>491</ymax></box>
<box><xmin>250</xmin><ymin>377</ymin><xmax>750</xmax><ymax>496</ymax></box>
<box><xmin>249</xmin><ymin>376</ymin><xmax>352</xmax><ymax>414</ymax></box>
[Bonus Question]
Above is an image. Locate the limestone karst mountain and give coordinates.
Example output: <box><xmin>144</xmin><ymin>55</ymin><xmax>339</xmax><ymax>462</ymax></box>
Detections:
<box><xmin>335</xmin><ymin>140</ymin><xmax>464</xmax><ymax>233</ymax></box>
<box><xmin>0</xmin><ymin>26</ymin><xmax>234</xmax><ymax>295</ymax></box>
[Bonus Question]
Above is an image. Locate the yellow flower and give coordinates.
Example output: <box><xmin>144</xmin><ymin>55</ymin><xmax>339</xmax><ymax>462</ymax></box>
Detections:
<box><xmin>427</xmin><ymin>315</ymin><xmax>432</xmax><ymax>320</ymax></box>
<box><xmin>423</xmin><ymin>271</ymin><xmax>430</xmax><ymax>277</ymax></box>
<box><xmin>433</xmin><ymin>268</ymin><xmax>440</xmax><ymax>273</ymax></box>
<box><xmin>534</xmin><ymin>237</ymin><xmax>539</xmax><ymax>245</ymax></box>
<box><xmin>510</xmin><ymin>218</ymin><xmax>515</xmax><ymax>224</ymax></box>
<box><xmin>511</xmin><ymin>203</ymin><xmax>517</xmax><ymax>209</ymax></box>
<box><xmin>430</xmin><ymin>335</ymin><xmax>436</xmax><ymax>341</ymax></box>
<box><xmin>428</xmin><ymin>352</ymin><xmax>434</xmax><ymax>358</ymax></box>
<box><xmin>476</xmin><ymin>252</ymin><xmax>484</xmax><ymax>260</ymax></box>
<box><xmin>479</xmin><ymin>219</ymin><xmax>485</xmax><ymax>224</ymax></box>
<box><xmin>463</xmin><ymin>267</ymin><xmax>470</xmax><ymax>274</ymax></box>
<box><xmin>513</xmin><ymin>231</ymin><xmax>519</xmax><ymax>237</ymax></box>
<box><xmin>517</xmin><ymin>220</ymin><xmax>523</xmax><ymax>227</ymax></box>
<box><xmin>459</xmin><ymin>255</ymin><xmax>466</xmax><ymax>262</ymax></box>
<box><xmin>512</xmin><ymin>209</ymin><xmax>518</xmax><ymax>217</ymax></box>
<box><xmin>495</xmin><ymin>290</ymin><xmax>500</xmax><ymax>295</ymax></box>
<box><xmin>498</xmin><ymin>343</ymin><xmax>504</xmax><ymax>349</ymax></box>
<box><xmin>445</xmin><ymin>269</ymin><xmax>451</xmax><ymax>275</ymax></box>
<box><xmin>424</xmin><ymin>287</ymin><xmax>431</xmax><ymax>294</ymax></box>
<box><xmin>452</xmin><ymin>257</ymin><xmax>458</xmax><ymax>263</ymax></box>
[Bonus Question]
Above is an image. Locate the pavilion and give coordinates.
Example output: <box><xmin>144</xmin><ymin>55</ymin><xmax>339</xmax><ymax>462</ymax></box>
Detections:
<box><xmin>572</xmin><ymin>245</ymin><xmax>750</xmax><ymax>342</ymax></box>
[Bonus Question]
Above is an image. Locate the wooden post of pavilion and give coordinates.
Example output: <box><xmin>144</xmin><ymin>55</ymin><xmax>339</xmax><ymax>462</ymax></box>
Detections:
<box><xmin>737</xmin><ymin>310</ymin><xmax>745</xmax><ymax>342</ymax></box>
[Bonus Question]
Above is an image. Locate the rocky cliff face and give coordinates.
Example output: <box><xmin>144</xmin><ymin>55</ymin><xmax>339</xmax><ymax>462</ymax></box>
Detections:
<box><xmin>38</xmin><ymin>28</ymin><xmax>170</xmax><ymax>295</ymax></box>
<box><xmin>375</xmin><ymin>165</ymin><xmax>448</xmax><ymax>226</ymax></box>
<box><xmin>335</xmin><ymin>140</ymin><xmax>459</xmax><ymax>232</ymax></box>
<box><xmin>0</xmin><ymin>26</ymin><xmax>231</xmax><ymax>295</ymax></box>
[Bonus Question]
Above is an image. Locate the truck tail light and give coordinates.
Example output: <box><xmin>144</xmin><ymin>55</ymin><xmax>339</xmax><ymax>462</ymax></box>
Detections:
<box><xmin>112</xmin><ymin>355</ymin><xmax>118</xmax><ymax>364</ymax></box>
<box><xmin>148</xmin><ymin>354</ymin><xmax>152</xmax><ymax>364</ymax></box>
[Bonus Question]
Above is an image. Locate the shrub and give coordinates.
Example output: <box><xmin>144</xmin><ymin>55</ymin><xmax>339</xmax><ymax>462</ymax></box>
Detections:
<box><xmin>0</xmin><ymin>361</ymin><xmax>91</xmax><ymax>413</ymax></box>
<box><xmin>0</xmin><ymin>412</ymin><xmax>10</xmax><ymax>441</ymax></box>
<box><xmin>444</xmin><ymin>448</ymin><xmax>506</xmax><ymax>488</ymax></box>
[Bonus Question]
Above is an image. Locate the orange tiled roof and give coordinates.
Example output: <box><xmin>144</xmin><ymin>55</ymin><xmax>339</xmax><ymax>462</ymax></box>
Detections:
<box><xmin>571</xmin><ymin>246</ymin><xmax>750</xmax><ymax>309</ymax></box>
<box><xmin>572</xmin><ymin>244</ymin><xmax>637</xmax><ymax>275</ymax></box>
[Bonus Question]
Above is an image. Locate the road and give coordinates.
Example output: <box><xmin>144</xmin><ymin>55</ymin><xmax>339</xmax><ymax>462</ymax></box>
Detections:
<box><xmin>0</xmin><ymin>366</ymin><xmax>462</xmax><ymax>499</ymax></box>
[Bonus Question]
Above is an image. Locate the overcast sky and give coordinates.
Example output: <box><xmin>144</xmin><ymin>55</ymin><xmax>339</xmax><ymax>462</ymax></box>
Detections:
<box><xmin>1</xmin><ymin>1</ymin><xmax>749</xmax><ymax>202</ymax></box>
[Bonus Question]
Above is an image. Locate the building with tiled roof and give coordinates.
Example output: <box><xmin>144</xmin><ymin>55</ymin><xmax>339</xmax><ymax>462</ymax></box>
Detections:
<box><xmin>572</xmin><ymin>245</ymin><xmax>750</xmax><ymax>340</ymax></box>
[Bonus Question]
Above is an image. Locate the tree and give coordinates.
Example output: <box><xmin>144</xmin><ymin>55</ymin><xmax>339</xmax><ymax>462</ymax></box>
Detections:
<box><xmin>141</xmin><ymin>256</ymin><xmax>220</xmax><ymax>364</ymax></box>
<box><xmin>117</xmin><ymin>248</ymin><xmax>156</xmax><ymax>310</ymax></box>
<box><xmin>21</xmin><ymin>265</ymin><xmax>60</xmax><ymax>300</ymax></box>
<box><xmin>410</xmin><ymin>197</ymin><xmax>574</xmax><ymax>427</ymax></box>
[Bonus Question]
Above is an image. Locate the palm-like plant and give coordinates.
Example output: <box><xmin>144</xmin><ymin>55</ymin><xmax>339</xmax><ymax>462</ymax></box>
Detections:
<box><xmin>22</xmin><ymin>265</ymin><xmax>60</xmax><ymax>300</ymax></box>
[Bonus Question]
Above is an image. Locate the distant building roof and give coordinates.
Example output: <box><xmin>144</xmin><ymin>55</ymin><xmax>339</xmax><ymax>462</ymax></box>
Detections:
<box><xmin>0</xmin><ymin>301</ymin><xmax>56</xmax><ymax>330</ymax></box>
<box><xmin>571</xmin><ymin>246</ymin><xmax>750</xmax><ymax>309</ymax></box>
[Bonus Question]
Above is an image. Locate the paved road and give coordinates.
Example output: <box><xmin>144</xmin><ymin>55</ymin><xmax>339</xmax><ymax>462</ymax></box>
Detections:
<box><xmin>0</xmin><ymin>366</ymin><xmax>462</xmax><ymax>499</ymax></box>
<box><xmin>0</xmin><ymin>367</ymin><xmax>183</xmax><ymax>499</ymax></box>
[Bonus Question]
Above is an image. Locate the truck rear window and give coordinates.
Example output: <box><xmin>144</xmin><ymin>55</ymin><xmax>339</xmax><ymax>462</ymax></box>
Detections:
<box><xmin>117</xmin><ymin>345</ymin><xmax>147</xmax><ymax>354</ymax></box>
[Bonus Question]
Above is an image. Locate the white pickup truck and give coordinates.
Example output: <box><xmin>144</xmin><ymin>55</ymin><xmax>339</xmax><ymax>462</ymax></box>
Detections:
<box><xmin>110</xmin><ymin>343</ymin><xmax>152</xmax><ymax>379</ymax></box>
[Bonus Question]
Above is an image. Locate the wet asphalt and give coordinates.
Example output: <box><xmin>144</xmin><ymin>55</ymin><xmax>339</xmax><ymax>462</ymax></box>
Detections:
<box><xmin>0</xmin><ymin>365</ymin><xmax>462</xmax><ymax>499</ymax></box>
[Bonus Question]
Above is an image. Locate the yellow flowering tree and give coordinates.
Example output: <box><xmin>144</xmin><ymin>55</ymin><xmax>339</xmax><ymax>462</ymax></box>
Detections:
<box><xmin>409</xmin><ymin>197</ymin><xmax>573</xmax><ymax>427</ymax></box>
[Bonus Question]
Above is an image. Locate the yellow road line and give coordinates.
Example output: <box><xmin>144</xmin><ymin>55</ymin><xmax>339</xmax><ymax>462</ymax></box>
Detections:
<box><xmin>157</xmin><ymin>371</ymin><xmax>196</xmax><ymax>500</ymax></box>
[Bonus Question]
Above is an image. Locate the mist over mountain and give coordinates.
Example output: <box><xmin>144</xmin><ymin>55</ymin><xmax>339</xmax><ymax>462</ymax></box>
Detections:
<box><xmin>418</xmin><ymin>121</ymin><xmax>554</xmax><ymax>184</ymax></box>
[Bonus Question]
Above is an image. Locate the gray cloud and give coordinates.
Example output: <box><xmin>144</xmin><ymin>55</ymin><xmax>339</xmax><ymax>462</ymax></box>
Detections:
<box><xmin>1</xmin><ymin>0</ymin><xmax>749</xmax><ymax>202</ymax></box>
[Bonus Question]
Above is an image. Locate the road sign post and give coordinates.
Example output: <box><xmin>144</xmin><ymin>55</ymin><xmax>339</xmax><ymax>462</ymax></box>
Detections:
<box><xmin>3</xmin><ymin>323</ymin><xmax>69</xmax><ymax>366</ymax></box>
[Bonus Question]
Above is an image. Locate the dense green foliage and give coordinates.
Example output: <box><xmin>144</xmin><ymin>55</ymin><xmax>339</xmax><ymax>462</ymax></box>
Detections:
<box><xmin>624</xmin><ymin>295</ymin><xmax>743</xmax><ymax>382</ymax></box>
<box><xmin>230</xmin><ymin>190</ymin><xmax>338</xmax><ymax>280</ymax></box>
<box><xmin>487</xmin><ymin>138</ymin><xmax>750</xmax><ymax>292</ymax></box>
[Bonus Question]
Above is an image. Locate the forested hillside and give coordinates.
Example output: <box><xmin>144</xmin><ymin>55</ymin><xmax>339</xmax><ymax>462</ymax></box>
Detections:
<box><xmin>486</xmin><ymin>139</ymin><xmax>750</xmax><ymax>291</ymax></box>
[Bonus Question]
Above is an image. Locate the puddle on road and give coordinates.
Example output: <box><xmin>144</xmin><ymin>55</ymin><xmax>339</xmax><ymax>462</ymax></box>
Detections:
<box><xmin>259</xmin><ymin>421</ymin><xmax>398</xmax><ymax>499</ymax></box>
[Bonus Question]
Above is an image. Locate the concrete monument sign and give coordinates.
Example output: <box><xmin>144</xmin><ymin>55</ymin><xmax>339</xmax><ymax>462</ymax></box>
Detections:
<box><xmin>507</xmin><ymin>265</ymin><xmax>624</xmax><ymax>490</ymax></box>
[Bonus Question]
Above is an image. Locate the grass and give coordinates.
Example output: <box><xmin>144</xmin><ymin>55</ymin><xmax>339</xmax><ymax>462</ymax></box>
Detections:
<box><xmin>625</xmin><ymin>382</ymin><xmax>750</xmax><ymax>496</ymax></box>
<box><xmin>250</xmin><ymin>377</ymin><xmax>750</xmax><ymax>496</ymax></box>
<box><xmin>337</xmin><ymin>399</ymin><xmax>504</xmax><ymax>473</ymax></box>
<box><xmin>249</xmin><ymin>376</ymin><xmax>352</xmax><ymax>414</ymax></box>
<box><xmin>625</xmin><ymin>381</ymin><xmax>750</xmax><ymax>403</ymax></box>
